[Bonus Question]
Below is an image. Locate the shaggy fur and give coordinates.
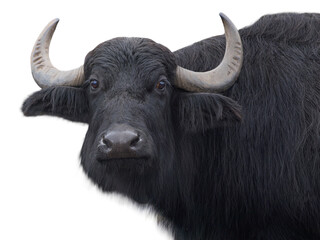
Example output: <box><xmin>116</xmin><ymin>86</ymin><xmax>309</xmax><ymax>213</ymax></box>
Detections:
<box><xmin>22</xmin><ymin>86</ymin><xmax>89</xmax><ymax>122</ymax></box>
<box><xmin>22</xmin><ymin>13</ymin><xmax>320</xmax><ymax>239</ymax></box>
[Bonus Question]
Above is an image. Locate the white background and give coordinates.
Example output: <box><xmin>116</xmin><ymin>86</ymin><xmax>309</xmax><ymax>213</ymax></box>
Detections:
<box><xmin>1</xmin><ymin>0</ymin><xmax>320</xmax><ymax>239</ymax></box>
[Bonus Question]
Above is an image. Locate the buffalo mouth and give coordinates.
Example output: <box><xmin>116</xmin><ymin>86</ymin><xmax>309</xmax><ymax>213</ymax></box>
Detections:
<box><xmin>95</xmin><ymin>151</ymin><xmax>153</xmax><ymax>173</ymax></box>
<box><xmin>97</xmin><ymin>156</ymin><xmax>150</xmax><ymax>165</ymax></box>
<box><xmin>96</xmin><ymin>144</ymin><xmax>152</xmax><ymax>164</ymax></box>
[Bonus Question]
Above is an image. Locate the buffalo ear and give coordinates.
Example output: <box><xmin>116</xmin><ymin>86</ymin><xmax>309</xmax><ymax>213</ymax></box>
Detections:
<box><xmin>22</xmin><ymin>86</ymin><xmax>89</xmax><ymax>123</ymax></box>
<box><xmin>172</xmin><ymin>92</ymin><xmax>242</xmax><ymax>132</ymax></box>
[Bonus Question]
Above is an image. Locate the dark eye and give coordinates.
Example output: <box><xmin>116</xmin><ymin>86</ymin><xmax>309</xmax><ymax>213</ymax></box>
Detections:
<box><xmin>156</xmin><ymin>80</ymin><xmax>166</xmax><ymax>91</ymax></box>
<box><xmin>90</xmin><ymin>79</ymin><xmax>99</xmax><ymax>89</ymax></box>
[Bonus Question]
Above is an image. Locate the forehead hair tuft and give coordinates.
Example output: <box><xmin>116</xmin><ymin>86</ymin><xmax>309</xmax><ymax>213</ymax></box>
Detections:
<box><xmin>84</xmin><ymin>37</ymin><xmax>177</xmax><ymax>80</ymax></box>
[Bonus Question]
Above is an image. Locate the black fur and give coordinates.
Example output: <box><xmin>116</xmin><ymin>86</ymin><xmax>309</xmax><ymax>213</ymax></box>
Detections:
<box><xmin>173</xmin><ymin>92</ymin><xmax>242</xmax><ymax>132</ymax></box>
<box><xmin>22</xmin><ymin>13</ymin><xmax>320</xmax><ymax>240</ymax></box>
<box><xmin>22</xmin><ymin>86</ymin><xmax>89</xmax><ymax>123</ymax></box>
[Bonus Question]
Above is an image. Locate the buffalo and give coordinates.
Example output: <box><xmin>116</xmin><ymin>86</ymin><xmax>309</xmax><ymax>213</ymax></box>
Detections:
<box><xmin>22</xmin><ymin>13</ymin><xmax>320</xmax><ymax>240</ymax></box>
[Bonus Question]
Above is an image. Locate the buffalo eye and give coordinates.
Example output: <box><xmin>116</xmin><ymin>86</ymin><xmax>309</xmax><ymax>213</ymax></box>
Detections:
<box><xmin>90</xmin><ymin>79</ymin><xmax>99</xmax><ymax>90</ymax></box>
<box><xmin>155</xmin><ymin>78</ymin><xmax>167</xmax><ymax>91</ymax></box>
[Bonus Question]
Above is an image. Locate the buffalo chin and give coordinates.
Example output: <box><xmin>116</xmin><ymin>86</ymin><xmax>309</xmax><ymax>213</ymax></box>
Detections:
<box><xmin>81</xmin><ymin>156</ymin><xmax>157</xmax><ymax>204</ymax></box>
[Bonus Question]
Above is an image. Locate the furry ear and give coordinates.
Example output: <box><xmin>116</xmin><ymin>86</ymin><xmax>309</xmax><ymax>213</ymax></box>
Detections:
<box><xmin>22</xmin><ymin>86</ymin><xmax>89</xmax><ymax>123</ymax></box>
<box><xmin>172</xmin><ymin>92</ymin><xmax>242</xmax><ymax>133</ymax></box>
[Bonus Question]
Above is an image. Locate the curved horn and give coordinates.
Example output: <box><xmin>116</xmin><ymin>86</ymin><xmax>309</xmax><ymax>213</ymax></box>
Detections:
<box><xmin>31</xmin><ymin>19</ymin><xmax>84</xmax><ymax>88</ymax></box>
<box><xmin>175</xmin><ymin>13</ymin><xmax>243</xmax><ymax>92</ymax></box>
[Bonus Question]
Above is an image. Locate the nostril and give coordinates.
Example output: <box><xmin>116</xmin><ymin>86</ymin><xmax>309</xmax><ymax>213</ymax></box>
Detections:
<box><xmin>102</xmin><ymin>135</ymin><xmax>113</xmax><ymax>148</ymax></box>
<box><xmin>130</xmin><ymin>134</ymin><xmax>141</xmax><ymax>148</ymax></box>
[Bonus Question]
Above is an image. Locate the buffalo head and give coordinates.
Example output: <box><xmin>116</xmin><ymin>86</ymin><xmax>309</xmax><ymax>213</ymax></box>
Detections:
<box><xmin>22</xmin><ymin>14</ymin><xmax>243</xmax><ymax>204</ymax></box>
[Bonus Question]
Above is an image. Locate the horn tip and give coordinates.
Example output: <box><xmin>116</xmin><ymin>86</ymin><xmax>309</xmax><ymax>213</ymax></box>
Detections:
<box><xmin>219</xmin><ymin>12</ymin><xmax>230</xmax><ymax>22</ymax></box>
<box><xmin>48</xmin><ymin>18</ymin><xmax>60</xmax><ymax>27</ymax></box>
<box><xmin>219</xmin><ymin>12</ymin><xmax>226</xmax><ymax>18</ymax></box>
<box><xmin>53</xmin><ymin>18</ymin><xmax>60</xmax><ymax>23</ymax></box>
<box><xmin>219</xmin><ymin>13</ymin><xmax>238</xmax><ymax>32</ymax></box>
